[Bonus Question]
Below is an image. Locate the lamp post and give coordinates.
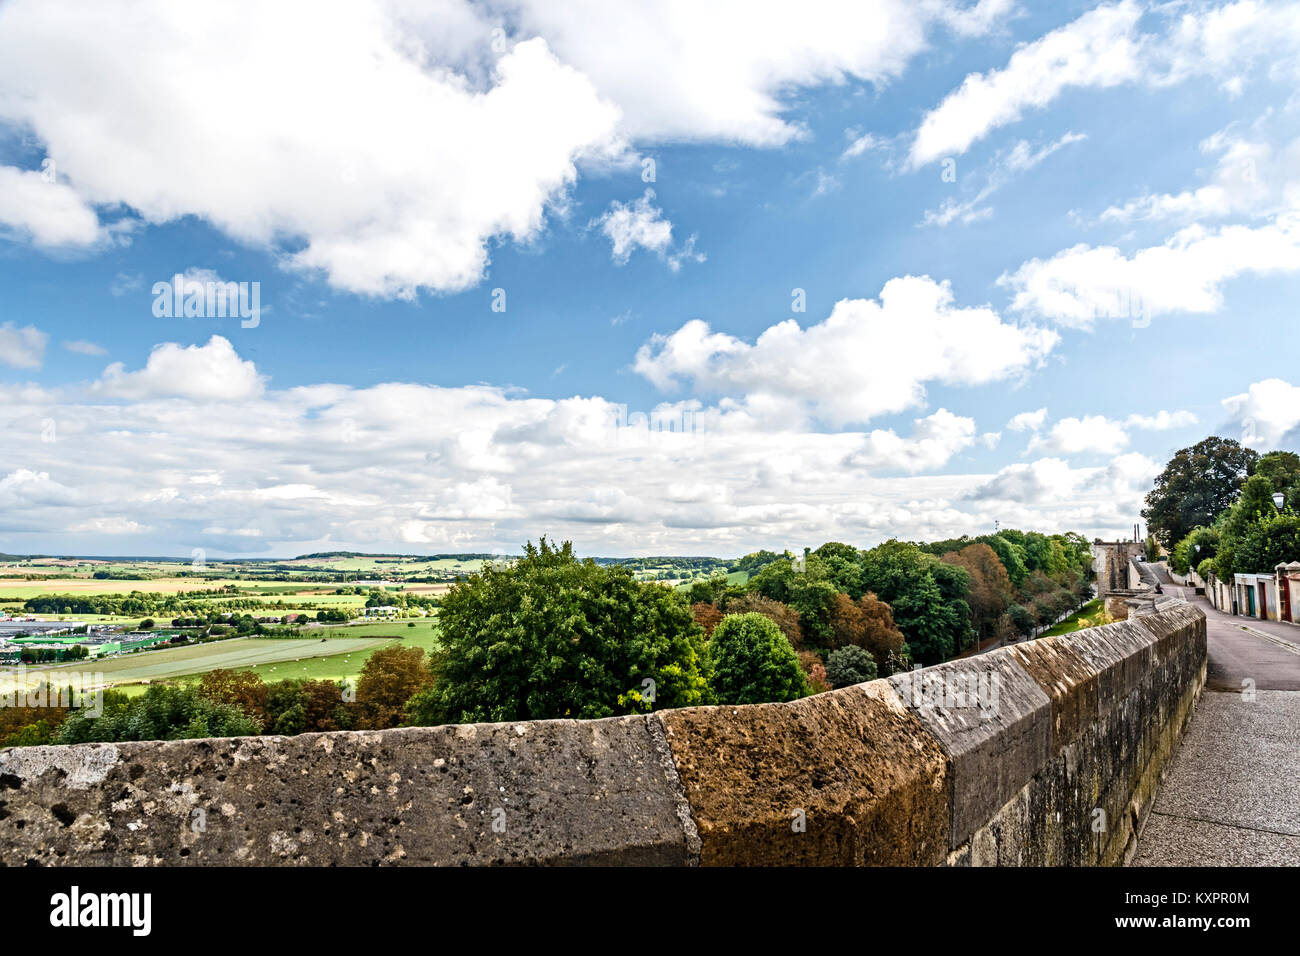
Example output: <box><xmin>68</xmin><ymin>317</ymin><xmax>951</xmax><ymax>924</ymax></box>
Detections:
<box><xmin>1273</xmin><ymin>491</ymin><xmax>1286</xmax><ymax>511</ymax></box>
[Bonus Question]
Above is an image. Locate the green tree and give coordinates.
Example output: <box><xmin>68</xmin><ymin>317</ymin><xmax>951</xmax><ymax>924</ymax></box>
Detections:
<box><xmin>406</xmin><ymin>539</ymin><xmax>709</xmax><ymax>724</ymax></box>
<box><xmin>263</xmin><ymin>679</ymin><xmax>354</xmax><ymax>735</ymax></box>
<box><xmin>687</xmin><ymin>574</ymin><xmax>731</xmax><ymax>606</ymax></box>
<box><xmin>787</xmin><ymin>578</ymin><xmax>840</xmax><ymax>648</ymax></box>
<box><xmin>355</xmin><ymin>645</ymin><xmax>432</xmax><ymax>729</ymax></box>
<box><xmin>731</xmin><ymin>550</ymin><xmax>785</xmax><ymax>576</ymax></box>
<box><xmin>823</xmin><ymin>645</ymin><xmax>877</xmax><ymax>689</ymax></box>
<box><xmin>1231</xmin><ymin>511</ymin><xmax>1300</xmax><ymax>575</ymax></box>
<box><xmin>859</xmin><ymin>540</ymin><xmax>972</xmax><ymax>665</ymax></box>
<box><xmin>1007</xmin><ymin>603</ymin><xmax>1037</xmax><ymax>638</ymax></box>
<box><xmin>56</xmin><ymin>685</ymin><xmax>259</xmax><ymax>743</ymax></box>
<box><xmin>1170</xmin><ymin>526</ymin><xmax>1219</xmax><ymax>575</ymax></box>
<box><xmin>1214</xmin><ymin>474</ymin><xmax>1281</xmax><ymax>579</ymax></box>
<box><xmin>1256</xmin><ymin>451</ymin><xmax>1300</xmax><ymax>505</ymax></box>
<box><xmin>707</xmin><ymin>613</ymin><xmax>808</xmax><ymax>705</ymax></box>
<box><xmin>747</xmin><ymin>558</ymin><xmax>799</xmax><ymax>604</ymax></box>
<box><xmin>1143</xmin><ymin>437</ymin><xmax>1259</xmax><ymax>547</ymax></box>
<box><xmin>1022</xmin><ymin>532</ymin><xmax>1052</xmax><ymax>573</ymax></box>
<box><xmin>983</xmin><ymin>535</ymin><xmax>1029</xmax><ymax>587</ymax></box>
<box><xmin>813</xmin><ymin>541</ymin><xmax>864</xmax><ymax>598</ymax></box>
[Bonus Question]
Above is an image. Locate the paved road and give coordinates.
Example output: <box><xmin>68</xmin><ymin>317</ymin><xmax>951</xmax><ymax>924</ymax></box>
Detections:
<box><xmin>1156</xmin><ymin>571</ymin><xmax>1300</xmax><ymax>691</ymax></box>
<box><xmin>1130</xmin><ymin>568</ymin><xmax>1300</xmax><ymax>865</ymax></box>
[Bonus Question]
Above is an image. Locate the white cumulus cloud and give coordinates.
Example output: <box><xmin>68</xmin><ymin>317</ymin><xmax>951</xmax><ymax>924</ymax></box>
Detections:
<box><xmin>593</xmin><ymin>189</ymin><xmax>703</xmax><ymax>269</ymax></box>
<box><xmin>1222</xmin><ymin>378</ymin><xmax>1300</xmax><ymax>448</ymax></box>
<box><xmin>95</xmin><ymin>335</ymin><xmax>265</xmax><ymax>401</ymax></box>
<box><xmin>633</xmin><ymin>275</ymin><xmax>1058</xmax><ymax>426</ymax></box>
<box><xmin>0</xmin><ymin>165</ymin><xmax>102</xmax><ymax>246</ymax></box>
<box><xmin>1029</xmin><ymin>415</ymin><xmax>1131</xmax><ymax>456</ymax></box>
<box><xmin>0</xmin><ymin>0</ymin><xmax>1012</xmax><ymax>297</ymax></box>
<box><xmin>1000</xmin><ymin>210</ymin><xmax>1300</xmax><ymax>326</ymax></box>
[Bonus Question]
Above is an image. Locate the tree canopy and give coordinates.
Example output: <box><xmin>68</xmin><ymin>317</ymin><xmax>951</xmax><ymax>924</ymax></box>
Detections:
<box><xmin>707</xmin><ymin>613</ymin><xmax>808</xmax><ymax>705</ymax></box>
<box><xmin>859</xmin><ymin>540</ymin><xmax>972</xmax><ymax>665</ymax></box>
<box><xmin>405</xmin><ymin>538</ymin><xmax>710</xmax><ymax>724</ymax></box>
<box><xmin>1143</xmin><ymin>437</ymin><xmax>1259</xmax><ymax>547</ymax></box>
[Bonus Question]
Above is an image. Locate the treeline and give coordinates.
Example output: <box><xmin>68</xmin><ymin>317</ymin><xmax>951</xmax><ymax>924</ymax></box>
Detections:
<box><xmin>6</xmin><ymin>533</ymin><xmax>1095</xmax><ymax>748</ymax></box>
<box><xmin>596</xmin><ymin>556</ymin><xmax>733</xmax><ymax>578</ymax></box>
<box><xmin>4</xmin><ymin>646</ymin><xmax>432</xmax><ymax>748</ymax></box>
<box><xmin>24</xmin><ymin>591</ymin><xmax>268</xmax><ymax>617</ymax></box>
<box><xmin>1156</xmin><ymin>445</ymin><xmax>1300</xmax><ymax>581</ymax></box>
<box><xmin>294</xmin><ymin>551</ymin><xmax>501</xmax><ymax>560</ymax></box>
<box><xmin>21</xmin><ymin>586</ymin><xmax>436</xmax><ymax>620</ymax></box>
<box><xmin>15</xmin><ymin>644</ymin><xmax>90</xmax><ymax>664</ymax></box>
<box><xmin>689</xmin><ymin>533</ymin><xmax>1092</xmax><ymax>684</ymax></box>
<box><xmin>409</xmin><ymin>534</ymin><xmax>1093</xmax><ymax>724</ymax></box>
<box><xmin>350</xmin><ymin>587</ymin><xmax>440</xmax><ymax>611</ymax></box>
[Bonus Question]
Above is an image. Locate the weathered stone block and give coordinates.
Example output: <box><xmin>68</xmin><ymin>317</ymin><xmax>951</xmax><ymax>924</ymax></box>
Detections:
<box><xmin>0</xmin><ymin>717</ymin><xmax>694</xmax><ymax>866</ymax></box>
<box><xmin>1010</xmin><ymin>637</ymin><xmax>1100</xmax><ymax>752</ymax></box>
<box><xmin>887</xmin><ymin>650</ymin><xmax>1051</xmax><ymax>851</ymax></box>
<box><xmin>657</xmin><ymin>682</ymin><xmax>949</xmax><ymax>866</ymax></box>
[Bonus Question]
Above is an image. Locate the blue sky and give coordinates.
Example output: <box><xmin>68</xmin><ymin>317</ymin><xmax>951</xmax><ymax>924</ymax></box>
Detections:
<box><xmin>1</xmin><ymin>0</ymin><xmax>1299</xmax><ymax>557</ymax></box>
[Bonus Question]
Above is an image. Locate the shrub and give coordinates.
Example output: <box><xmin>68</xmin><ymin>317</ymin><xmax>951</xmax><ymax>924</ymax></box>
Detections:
<box><xmin>1231</xmin><ymin>511</ymin><xmax>1300</xmax><ymax>575</ymax></box>
<box><xmin>797</xmin><ymin>650</ymin><xmax>831</xmax><ymax>694</ymax></box>
<box><xmin>56</xmin><ymin>685</ymin><xmax>260</xmax><ymax>743</ymax></box>
<box><xmin>823</xmin><ymin>645</ymin><xmax>878</xmax><ymax>688</ymax></box>
<box><xmin>263</xmin><ymin>679</ymin><xmax>354</xmax><ymax>735</ymax></box>
<box><xmin>706</xmin><ymin>613</ymin><xmax>808</xmax><ymax>705</ymax></box>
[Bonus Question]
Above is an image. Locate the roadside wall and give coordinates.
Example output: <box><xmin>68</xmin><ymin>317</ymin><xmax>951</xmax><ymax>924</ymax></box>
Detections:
<box><xmin>0</xmin><ymin>605</ymin><xmax>1206</xmax><ymax>867</ymax></box>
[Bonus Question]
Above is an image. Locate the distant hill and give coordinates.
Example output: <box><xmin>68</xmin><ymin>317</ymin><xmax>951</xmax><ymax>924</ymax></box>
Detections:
<box><xmin>294</xmin><ymin>551</ymin><xmax>501</xmax><ymax>561</ymax></box>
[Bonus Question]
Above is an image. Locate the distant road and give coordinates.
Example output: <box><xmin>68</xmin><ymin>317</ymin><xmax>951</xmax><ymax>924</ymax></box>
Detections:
<box><xmin>1151</xmin><ymin>564</ymin><xmax>1300</xmax><ymax>691</ymax></box>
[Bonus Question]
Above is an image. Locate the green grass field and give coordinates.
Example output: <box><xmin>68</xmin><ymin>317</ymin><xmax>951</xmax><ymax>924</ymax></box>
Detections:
<box><xmin>1041</xmin><ymin>599</ymin><xmax>1108</xmax><ymax>638</ymax></box>
<box><xmin>21</xmin><ymin>634</ymin><xmax>387</xmax><ymax>690</ymax></box>
<box><xmin>105</xmin><ymin>619</ymin><xmax>443</xmax><ymax>696</ymax></box>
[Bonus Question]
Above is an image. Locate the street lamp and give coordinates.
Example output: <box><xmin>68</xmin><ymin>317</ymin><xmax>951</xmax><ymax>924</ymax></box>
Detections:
<box><xmin>1273</xmin><ymin>491</ymin><xmax>1286</xmax><ymax>511</ymax></box>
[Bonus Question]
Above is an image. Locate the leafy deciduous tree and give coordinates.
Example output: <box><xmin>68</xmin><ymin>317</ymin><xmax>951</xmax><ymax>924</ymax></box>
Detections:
<box><xmin>355</xmin><ymin>645</ymin><xmax>433</xmax><ymax>730</ymax></box>
<box><xmin>823</xmin><ymin>645</ymin><xmax>878</xmax><ymax>689</ymax></box>
<box><xmin>406</xmin><ymin>539</ymin><xmax>710</xmax><ymax>724</ymax></box>
<box><xmin>707</xmin><ymin>613</ymin><xmax>808</xmax><ymax>705</ymax></box>
<box><xmin>721</xmin><ymin>592</ymin><xmax>803</xmax><ymax>648</ymax></box>
<box><xmin>1143</xmin><ymin>437</ymin><xmax>1259</xmax><ymax>547</ymax></box>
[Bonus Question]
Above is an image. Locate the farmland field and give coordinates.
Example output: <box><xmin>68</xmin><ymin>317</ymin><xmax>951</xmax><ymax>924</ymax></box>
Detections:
<box><xmin>0</xmin><ymin>552</ymin><xmax>736</xmax><ymax>700</ymax></box>
<box><xmin>19</xmin><ymin>635</ymin><xmax>386</xmax><ymax>689</ymax></box>
<box><xmin>108</xmin><ymin>619</ymin><xmax>443</xmax><ymax>695</ymax></box>
<box><xmin>0</xmin><ymin>578</ymin><xmax>367</xmax><ymax>597</ymax></box>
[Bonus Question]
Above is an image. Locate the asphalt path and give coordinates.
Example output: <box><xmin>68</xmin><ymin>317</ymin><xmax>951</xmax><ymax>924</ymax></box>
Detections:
<box><xmin>1131</xmin><ymin>566</ymin><xmax>1300</xmax><ymax>865</ymax></box>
